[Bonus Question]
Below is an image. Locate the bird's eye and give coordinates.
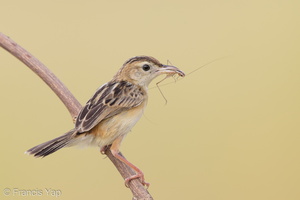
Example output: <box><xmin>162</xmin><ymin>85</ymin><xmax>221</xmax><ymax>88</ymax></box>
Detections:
<box><xmin>142</xmin><ymin>64</ymin><xmax>151</xmax><ymax>71</ymax></box>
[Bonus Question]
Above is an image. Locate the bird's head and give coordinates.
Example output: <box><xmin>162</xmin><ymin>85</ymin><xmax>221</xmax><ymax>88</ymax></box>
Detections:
<box><xmin>113</xmin><ymin>56</ymin><xmax>185</xmax><ymax>87</ymax></box>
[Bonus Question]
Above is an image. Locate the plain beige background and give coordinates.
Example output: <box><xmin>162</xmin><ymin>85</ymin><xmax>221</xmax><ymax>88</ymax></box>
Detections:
<box><xmin>1</xmin><ymin>1</ymin><xmax>299</xmax><ymax>199</ymax></box>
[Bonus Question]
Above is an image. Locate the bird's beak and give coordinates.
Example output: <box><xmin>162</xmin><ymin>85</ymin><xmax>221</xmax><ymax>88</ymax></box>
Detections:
<box><xmin>158</xmin><ymin>65</ymin><xmax>185</xmax><ymax>77</ymax></box>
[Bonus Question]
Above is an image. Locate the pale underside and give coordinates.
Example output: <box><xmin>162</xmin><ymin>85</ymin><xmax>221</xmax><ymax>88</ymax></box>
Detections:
<box><xmin>71</xmin><ymin>101</ymin><xmax>147</xmax><ymax>149</ymax></box>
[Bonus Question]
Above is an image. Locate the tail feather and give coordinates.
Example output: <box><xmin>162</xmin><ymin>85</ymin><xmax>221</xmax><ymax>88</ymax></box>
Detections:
<box><xmin>26</xmin><ymin>129</ymin><xmax>75</xmax><ymax>157</ymax></box>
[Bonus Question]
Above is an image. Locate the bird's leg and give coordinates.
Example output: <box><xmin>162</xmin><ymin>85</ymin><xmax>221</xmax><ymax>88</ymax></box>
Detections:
<box><xmin>112</xmin><ymin>151</ymin><xmax>149</xmax><ymax>188</ymax></box>
<box><xmin>110</xmin><ymin>136</ymin><xmax>150</xmax><ymax>188</ymax></box>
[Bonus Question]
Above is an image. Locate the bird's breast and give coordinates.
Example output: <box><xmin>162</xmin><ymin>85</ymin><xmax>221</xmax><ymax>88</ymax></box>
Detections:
<box><xmin>89</xmin><ymin>100</ymin><xmax>147</xmax><ymax>147</ymax></box>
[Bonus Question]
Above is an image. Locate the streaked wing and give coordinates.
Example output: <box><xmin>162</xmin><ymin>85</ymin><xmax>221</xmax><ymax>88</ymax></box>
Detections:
<box><xmin>75</xmin><ymin>81</ymin><xmax>145</xmax><ymax>133</ymax></box>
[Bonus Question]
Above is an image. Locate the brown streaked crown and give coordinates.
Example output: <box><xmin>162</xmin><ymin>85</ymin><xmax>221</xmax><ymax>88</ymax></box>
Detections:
<box><xmin>122</xmin><ymin>56</ymin><xmax>163</xmax><ymax>68</ymax></box>
<box><xmin>112</xmin><ymin>56</ymin><xmax>164</xmax><ymax>81</ymax></box>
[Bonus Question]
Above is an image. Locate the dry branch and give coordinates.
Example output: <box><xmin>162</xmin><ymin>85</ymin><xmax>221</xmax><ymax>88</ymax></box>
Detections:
<box><xmin>0</xmin><ymin>32</ymin><xmax>153</xmax><ymax>200</ymax></box>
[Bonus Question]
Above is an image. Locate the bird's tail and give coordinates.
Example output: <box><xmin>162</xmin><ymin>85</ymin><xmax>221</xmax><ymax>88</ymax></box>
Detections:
<box><xmin>26</xmin><ymin>129</ymin><xmax>76</xmax><ymax>158</ymax></box>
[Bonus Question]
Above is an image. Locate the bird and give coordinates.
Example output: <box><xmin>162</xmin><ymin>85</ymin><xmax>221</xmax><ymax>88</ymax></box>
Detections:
<box><xmin>26</xmin><ymin>56</ymin><xmax>185</xmax><ymax>187</ymax></box>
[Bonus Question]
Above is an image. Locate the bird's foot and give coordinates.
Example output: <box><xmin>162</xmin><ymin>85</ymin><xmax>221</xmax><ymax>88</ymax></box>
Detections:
<box><xmin>100</xmin><ymin>146</ymin><xmax>109</xmax><ymax>154</ymax></box>
<box><xmin>125</xmin><ymin>172</ymin><xmax>150</xmax><ymax>188</ymax></box>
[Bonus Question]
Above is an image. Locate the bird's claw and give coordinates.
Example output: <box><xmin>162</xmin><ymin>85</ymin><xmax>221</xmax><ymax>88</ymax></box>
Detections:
<box><xmin>100</xmin><ymin>146</ymin><xmax>109</xmax><ymax>155</ymax></box>
<box><xmin>124</xmin><ymin>173</ymin><xmax>150</xmax><ymax>188</ymax></box>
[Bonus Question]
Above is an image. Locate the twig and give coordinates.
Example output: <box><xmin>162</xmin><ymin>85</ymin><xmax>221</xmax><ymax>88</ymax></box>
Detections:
<box><xmin>0</xmin><ymin>33</ymin><xmax>81</xmax><ymax>118</ymax></box>
<box><xmin>0</xmin><ymin>32</ymin><xmax>153</xmax><ymax>200</ymax></box>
